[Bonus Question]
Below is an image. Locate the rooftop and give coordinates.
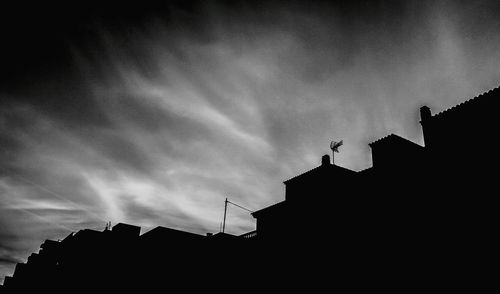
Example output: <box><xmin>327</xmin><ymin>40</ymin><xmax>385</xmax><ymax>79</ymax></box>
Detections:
<box><xmin>283</xmin><ymin>160</ymin><xmax>356</xmax><ymax>184</ymax></box>
<box><xmin>432</xmin><ymin>86</ymin><xmax>500</xmax><ymax>119</ymax></box>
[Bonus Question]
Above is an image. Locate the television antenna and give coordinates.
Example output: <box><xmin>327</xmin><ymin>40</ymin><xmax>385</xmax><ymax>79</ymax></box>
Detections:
<box><xmin>330</xmin><ymin>140</ymin><xmax>343</xmax><ymax>165</ymax></box>
<box><xmin>222</xmin><ymin>198</ymin><xmax>254</xmax><ymax>234</ymax></box>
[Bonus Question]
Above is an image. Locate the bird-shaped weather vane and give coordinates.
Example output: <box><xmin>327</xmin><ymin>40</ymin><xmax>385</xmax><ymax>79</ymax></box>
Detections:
<box><xmin>330</xmin><ymin>140</ymin><xmax>343</xmax><ymax>165</ymax></box>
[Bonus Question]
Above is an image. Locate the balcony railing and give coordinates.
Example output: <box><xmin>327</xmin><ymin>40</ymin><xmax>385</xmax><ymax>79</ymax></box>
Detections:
<box><xmin>240</xmin><ymin>230</ymin><xmax>257</xmax><ymax>239</ymax></box>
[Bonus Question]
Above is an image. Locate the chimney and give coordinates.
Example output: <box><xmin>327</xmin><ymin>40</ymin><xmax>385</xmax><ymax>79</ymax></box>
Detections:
<box><xmin>321</xmin><ymin>154</ymin><xmax>331</xmax><ymax>166</ymax></box>
<box><xmin>419</xmin><ymin>106</ymin><xmax>432</xmax><ymax>148</ymax></box>
<box><xmin>420</xmin><ymin>106</ymin><xmax>431</xmax><ymax>122</ymax></box>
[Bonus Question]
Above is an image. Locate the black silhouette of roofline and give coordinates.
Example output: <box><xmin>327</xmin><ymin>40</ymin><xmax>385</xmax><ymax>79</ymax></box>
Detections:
<box><xmin>368</xmin><ymin>133</ymin><xmax>423</xmax><ymax>149</ymax></box>
<box><xmin>3</xmin><ymin>83</ymin><xmax>499</xmax><ymax>291</ymax></box>
<box><xmin>283</xmin><ymin>162</ymin><xmax>356</xmax><ymax>184</ymax></box>
<box><xmin>141</xmin><ymin>226</ymin><xmax>204</xmax><ymax>238</ymax></box>
<box><xmin>429</xmin><ymin>86</ymin><xmax>500</xmax><ymax>120</ymax></box>
<box><xmin>251</xmin><ymin>201</ymin><xmax>286</xmax><ymax>218</ymax></box>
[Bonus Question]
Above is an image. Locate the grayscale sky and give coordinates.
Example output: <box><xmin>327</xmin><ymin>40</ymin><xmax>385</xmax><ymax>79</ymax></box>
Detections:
<box><xmin>2</xmin><ymin>0</ymin><xmax>500</xmax><ymax>283</ymax></box>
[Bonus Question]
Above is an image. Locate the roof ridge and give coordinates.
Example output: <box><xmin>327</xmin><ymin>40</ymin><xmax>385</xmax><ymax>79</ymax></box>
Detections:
<box><xmin>283</xmin><ymin>165</ymin><xmax>322</xmax><ymax>183</ymax></box>
<box><xmin>283</xmin><ymin>161</ymin><xmax>355</xmax><ymax>183</ymax></box>
<box><xmin>433</xmin><ymin>85</ymin><xmax>500</xmax><ymax>118</ymax></box>
<box><xmin>368</xmin><ymin>133</ymin><xmax>397</xmax><ymax>146</ymax></box>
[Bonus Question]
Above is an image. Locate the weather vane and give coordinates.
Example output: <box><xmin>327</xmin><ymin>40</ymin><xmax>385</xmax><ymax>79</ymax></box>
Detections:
<box><xmin>330</xmin><ymin>140</ymin><xmax>343</xmax><ymax>165</ymax></box>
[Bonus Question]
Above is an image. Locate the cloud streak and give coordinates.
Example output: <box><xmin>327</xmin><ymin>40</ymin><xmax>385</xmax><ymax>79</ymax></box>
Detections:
<box><xmin>2</xmin><ymin>0</ymin><xmax>500</xmax><ymax>283</ymax></box>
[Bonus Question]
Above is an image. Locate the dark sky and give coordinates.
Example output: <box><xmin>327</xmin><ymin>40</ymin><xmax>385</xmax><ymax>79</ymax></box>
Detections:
<box><xmin>2</xmin><ymin>0</ymin><xmax>500</xmax><ymax>283</ymax></box>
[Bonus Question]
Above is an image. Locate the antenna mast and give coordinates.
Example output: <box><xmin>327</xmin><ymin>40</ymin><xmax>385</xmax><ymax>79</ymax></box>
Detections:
<box><xmin>330</xmin><ymin>140</ymin><xmax>343</xmax><ymax>165</ymax></box>
<box><xmin>222</xmin><ymin>198</ymin><xmax>228</xmax><ymax>233</ymax></box>
<box><xmin>221</xmin><ymin>197</ymin><xmax>254</xmax><ymax>234</ymax></box>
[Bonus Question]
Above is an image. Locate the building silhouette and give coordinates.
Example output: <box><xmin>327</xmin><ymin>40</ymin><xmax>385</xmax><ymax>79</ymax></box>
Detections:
<box><xmin>1</xmin><ymin>86</ymin><xmax>498</xmax><ymax>292</ymax></box>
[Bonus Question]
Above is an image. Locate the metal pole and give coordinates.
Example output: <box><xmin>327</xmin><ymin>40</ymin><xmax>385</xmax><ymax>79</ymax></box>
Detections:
<box><xmin>222</xmin><ymin>198</ymin><xmax>228</xmax><ymax>233</ymax></box>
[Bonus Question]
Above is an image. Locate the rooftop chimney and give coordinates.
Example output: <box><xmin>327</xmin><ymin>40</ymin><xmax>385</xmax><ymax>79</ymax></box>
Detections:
<box><xmin>420</xmin><ymin>106</ymin><xmax>432</xmax><ymax>148</ymax></box>
<box><xmin>420</xmin><ymin>106</ymin><xmax>432</xmax><ymax>122</ymax></box>
<box><xmin>321</xmin><ymin>154</ymin><xmax>331</xmax><ymax>166</ymax></box>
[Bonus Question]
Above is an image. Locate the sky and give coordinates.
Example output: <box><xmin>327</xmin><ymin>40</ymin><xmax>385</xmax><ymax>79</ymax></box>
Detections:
<box><xmin>2</xmin><ymin>0</ymin><xmax>500</xmax><ymax>283</ymax></box>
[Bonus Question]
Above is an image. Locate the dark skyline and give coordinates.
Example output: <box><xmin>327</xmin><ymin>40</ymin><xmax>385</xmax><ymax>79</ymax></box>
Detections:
<box><xmin>2</xmin><ymin>0</ymin><xmax>500</xmax><ymax>283</ymax></box>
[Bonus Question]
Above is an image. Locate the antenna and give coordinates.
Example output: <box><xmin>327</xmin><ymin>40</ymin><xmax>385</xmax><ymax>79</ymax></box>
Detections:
<box><xmin>221</xmin><ymin>197</ymin><xmax>254</xmax><ymax>234</ymax></box>
<box><xmin>222</xmin><ymin>198</ymin><xmax>228</xmax><ymax>233</ymax></box>
<box><xmin>330</xmin><ymin>140</ymin><xmax>343</xmax><ymax>165</ymax></box>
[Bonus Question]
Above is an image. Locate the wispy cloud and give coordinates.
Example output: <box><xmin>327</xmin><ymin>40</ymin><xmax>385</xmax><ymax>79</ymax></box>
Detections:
<box><xmin>2</xmin><ymin>0</ymin><xmax>500</xmax><ymax>282</ymax></box>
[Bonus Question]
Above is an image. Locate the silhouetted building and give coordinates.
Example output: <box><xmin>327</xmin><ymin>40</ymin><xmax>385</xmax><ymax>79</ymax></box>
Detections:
<box><xmin>2</xmin><ymin>86</ymin><xmax>499</xmax><ymax>292</ymax></box>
